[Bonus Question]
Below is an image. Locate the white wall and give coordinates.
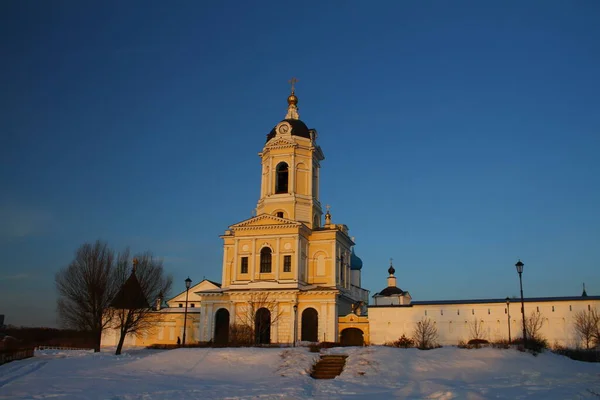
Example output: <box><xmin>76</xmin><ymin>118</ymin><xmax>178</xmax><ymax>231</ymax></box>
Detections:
<box><xmin>368</xmin><ymin>298</ymin><xmax>600</xmax><ymax>347</ymax></box>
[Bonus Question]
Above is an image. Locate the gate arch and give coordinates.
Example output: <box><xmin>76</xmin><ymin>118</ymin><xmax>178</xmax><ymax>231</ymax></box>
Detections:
<box><xmin>301</xmin><ymin>308</ymin><xmax>318</xmax><ymax>342</ymax></box>
<box><xmin>340</xmin><ymin>328</ymin><xmax>364</xmax><ymax>346</ymax></box>
<box><xmin>214</xmin><ymin>308</ymin><xmax>230</xmax><ymax>345</ymax></box>
<box><xmin>255</xmin><ymin>308</ymin><xmax>271</xmax><ymax>344</ymax></box>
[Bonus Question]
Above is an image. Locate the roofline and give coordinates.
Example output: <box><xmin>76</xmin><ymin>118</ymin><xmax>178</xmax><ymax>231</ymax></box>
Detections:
<box><xmin>368</xmin><ymin>295</ymin><xmax>600</xmax><ymax>307</ymax></box>
<box><xmin>166</xmin><ymin>279</ymin><xmax>222</xmax><ymax>302</ymax></box>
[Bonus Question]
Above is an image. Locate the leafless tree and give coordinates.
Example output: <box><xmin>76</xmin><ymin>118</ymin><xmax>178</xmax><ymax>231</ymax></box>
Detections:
<box><xmin>235</xmin><ymin>292</ymin><xmax>284</xmax><ymax>345</ymax></box>
<box><xmin>574</xmin><ymin>308</ymin><xmax>600</xmax><ymax>349</ymax></box>
<box><xmin>468</xmin><ymin>319</ymin><xmax>488</xmax><ymax>343</ymax></box>
<box><xmin>523</xmin><ymin>310</ymin><xmax>545</xmax><ymax>341</ymax></box>
<box><xmin>55</xmin><ymin>241</ymin><xmax>119</xmax><ymax>352</ymax></box>
<box><xmin>110</xmin><ymin>250</ymin><xmax>172</xmax><ymax>355</ymax></box>
<box><xmin>412</xmin><ymin>317</ymin><xmax>438</xmax><ymax>349</ymax></box>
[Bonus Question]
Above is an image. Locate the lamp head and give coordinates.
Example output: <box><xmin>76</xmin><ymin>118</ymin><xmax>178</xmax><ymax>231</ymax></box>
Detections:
<box><xmin>515</xmin><ymin>260</ymin><xmax>524</xmax><ymax>274</ymax></box>
<box><xmin>185</xmin><ymin>277</ymin><xmax>192</xmax><ymax>289</ymax></box>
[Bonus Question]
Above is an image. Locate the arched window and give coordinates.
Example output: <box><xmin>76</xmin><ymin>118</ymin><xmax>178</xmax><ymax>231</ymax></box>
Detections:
<box><xmin>260</xmin><ymin>247</ymin><xmax>272</xmax><ymax>273</ymax></box>
<box><xmin>275</xmin><ymin>162</ymin><xmax>289</xmax><ymax>194</ymax></box>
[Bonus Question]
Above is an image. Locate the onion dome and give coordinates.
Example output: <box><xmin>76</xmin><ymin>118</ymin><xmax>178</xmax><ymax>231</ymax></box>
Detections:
<box><xmin>350</xmin><ymin>248</ymin><xmax>363</xmax><ymax>270</ymax></box>
<box><xmin>388</xmin><ymin>263</ymin><xmax>395</xmax><ymax>275</ymax></box>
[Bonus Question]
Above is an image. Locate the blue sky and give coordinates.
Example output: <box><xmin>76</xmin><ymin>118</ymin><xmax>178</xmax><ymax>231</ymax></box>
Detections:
<box><xmin>1</xmin><ymin>1</ymin><xmax>599</xmax><ymax>327</ymax></box>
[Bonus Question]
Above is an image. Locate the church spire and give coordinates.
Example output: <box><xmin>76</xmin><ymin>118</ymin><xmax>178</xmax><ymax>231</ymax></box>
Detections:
<box><xmin>285</xmin><ymin>77</ymin><xmax>300</xmax><ymax>120</ymax></box>
<box><xmin>582</xmin><ymin>282</ymin><xmax>588</xmax><ymax>297</ymax></box>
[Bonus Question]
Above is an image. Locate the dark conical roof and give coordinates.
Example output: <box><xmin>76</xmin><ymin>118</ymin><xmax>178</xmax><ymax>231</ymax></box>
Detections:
<box><xmin>110</xmin><ymin>271</ymin><xmax>150</xmax><ymax>309</ymax></box>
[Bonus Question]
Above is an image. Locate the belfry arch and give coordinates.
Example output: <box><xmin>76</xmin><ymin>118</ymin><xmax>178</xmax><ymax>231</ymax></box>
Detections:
<box><xmin>275</xmin><ymin>162</ymin><xmax>289</xmax><ymax>194</ymax></box>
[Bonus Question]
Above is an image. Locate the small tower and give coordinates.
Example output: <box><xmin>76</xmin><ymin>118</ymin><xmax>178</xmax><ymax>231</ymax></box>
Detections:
<box><xmin>582</xmin><ymin>283</ymin><xmax>588</xmax><ymax>297</ymax></box>
<box><xmin>372</xmin><ymin>259</ymin><xmax>412</xmax><ymax>306</ymax></box>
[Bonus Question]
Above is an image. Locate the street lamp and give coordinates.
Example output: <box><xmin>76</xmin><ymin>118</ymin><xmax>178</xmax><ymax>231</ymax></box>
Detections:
<box><xmin>182</xmin><ymin>277</ymin><xmax>192</xmax><ymax>346</ymax></box>
<box><xmin>505</xmin><ymin>297</ymin><xmax>511</xmax><ymax>344</ymax></box>
<box><xmin>293</xmin><ymin>304</ymin><xmax>298</xmax><ymax>347</ymax></box>
<box><xmin>515</xmin><ymin>260</ymin><xmax>527</xmax><ymax>347</ymax></box>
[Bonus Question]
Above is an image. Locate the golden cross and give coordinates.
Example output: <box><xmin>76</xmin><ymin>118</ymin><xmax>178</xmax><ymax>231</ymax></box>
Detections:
<box><xmin>326</xmin><ymin>204</ymin><xmax>331</xmax><ymax>212</ymax></box>
<box><xmin>288</xmin><ymin>77</ymin><xmax>298</xmax><ymax>93</ymax></box>
<box><xmin>390</xmin><ymin>257</ymin><xmax>393</xmax><ymax>266</ymax></box>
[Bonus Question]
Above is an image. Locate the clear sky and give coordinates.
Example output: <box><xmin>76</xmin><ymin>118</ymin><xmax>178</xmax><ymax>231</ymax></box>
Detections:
<box><xmin>1</xmin><ymin>1</ymin><xmax>599</xmax><ymax>327</ymax></box>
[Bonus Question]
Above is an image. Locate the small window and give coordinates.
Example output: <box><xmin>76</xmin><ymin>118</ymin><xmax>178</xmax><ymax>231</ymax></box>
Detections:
<box><xmin>241</xmin><ymin>257</ymin><xmax>248</xmax><ymax>274</ymax></box>
<box><xmin>488</xmin><ymin>308</ymin><xmax>490</xmax><ymax>315</ymax></box>
<box><xmin>425</xmin><ymin>310</ymin><xmax>427</xmax><ymax>316</ymax></box>
<box><xmin>440</xmin><ymin>310</ymin><xmax>443</xmax><ymax>316</ymax></box>
<box><xmin>276</xmin><ymin>212</ymin><xmax>284</xmax><ymax>218</ymax></box>
<box><xmin>589</xmin><ymin>304</ymin><xmax>591</xmax><ymax>311</ymax></box>
<box><xmin>179</xmin><ymin>304</ymin><xmax>183</xmax><ymax>308</ymax></box>
<box><xmin>505</xmin><ymin>308</ymin><xmax>507</xmax><ymax>314</ymax></box>
<box><xmin>536</xmin><ymin>306</ymin><xmax>539</xmax><ymax>312</ymax></box>
<box><xmin>260</xmin><ymin>247</ymin><xmax>272</xmax><ymax>273</ymax></box>
<box><xmin>472</xmin><ymin>309</ymin><xmax>475</xmax><ymax>315</ymax></box>
<box><xmin>283</xmin><ymin>255</ymin><xmax>292</xmax><ymax>272</ymax></box>
<box><xmin>569</xmin><ymin>305</ymin><xmax>572</xmax><ymax>311</ymax></box>
<box><xmin>190</xmin><ymin>303</ymin><xmax>195</xmax><ymax>308</ymax></box>
<box><xmin>457</xmin><ymin>310</ymin><xmax>460</xmax><ymax>315</ymax></box>
<box><xmin>552</xmin><ymin>306</ymin><xmax>555</xmax><ymax>312</ymax></box>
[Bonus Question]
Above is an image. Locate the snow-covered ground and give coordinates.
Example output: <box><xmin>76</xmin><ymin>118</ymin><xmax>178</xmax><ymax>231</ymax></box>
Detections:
<box><xmin>0</xmin><ymin>346</ymin><xmax>599</xmax><ymax>399</ymax></box>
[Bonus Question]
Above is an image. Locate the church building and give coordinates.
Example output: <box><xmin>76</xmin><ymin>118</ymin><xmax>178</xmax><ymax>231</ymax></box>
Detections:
<box><xmin>101</xmin><ymin>83</ymin><xmax>598</xmax><ymax>349</ymax></box>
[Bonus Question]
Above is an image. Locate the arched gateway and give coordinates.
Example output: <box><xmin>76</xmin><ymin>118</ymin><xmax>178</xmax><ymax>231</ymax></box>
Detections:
<box><xmin>214</xmin><ymin>308</ymin><xmax>230</xmax><ymax>345</ymax></box>
<box><xmin>301</xmin><ymin>308</ymin><xmax>318</xmax><ymax>342</ymax></box>
<box><xmin>255</xmin><ymin>308</ymin><xmax>271</xmax><ymax>344</ymax></box>
<box><xmin>340</xmin><ymin>328</ymin><xmax>364</xmax><ymax>346</ymax></box>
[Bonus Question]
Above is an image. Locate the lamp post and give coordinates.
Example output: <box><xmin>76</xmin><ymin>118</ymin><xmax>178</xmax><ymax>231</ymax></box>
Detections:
<box><xmin>505</xmin><ymin>297</ymin><xmax>511</xmax><ymax>344</ymax></box>
<box><xmin>182</xmin><ymin>277</ymin><xmax>192</xmax><ymax>346</ymax></box>
<box><xmin>515</xmin><ymin>260</ymin><xmax>527</xmax><ymax>347</ymax></box>
<box><xmin>293</xmin><ymin>304</ymin><xmax>298</xmax><ymax>347</ymax></box>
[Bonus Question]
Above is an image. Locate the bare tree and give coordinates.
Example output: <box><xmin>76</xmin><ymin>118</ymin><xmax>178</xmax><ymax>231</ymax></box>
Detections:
<box><xmin>235</xmin><ymin>292</ymin><xmax>284</xmax><ymax>345</ymax></box>
<box><xmin>55</xmin><ymin>241</ymin><xmax>119</xmax><ymax>352</ymax></box>
<box><xmin>412</xmin><ymin>318</ymin><xmax>438</xmax><ymax>349</ymax></box>
<box><xmin>110</xmin><ymin>251</ymin><xmax>172</xmax><ymax>355</ymax></box>
<box><xmin>468</xmin><ymin>319</ymin><xmax>488</xmax><ymax>344</ymax></box>
<box><xmin>523</xmin><ymin>310</ymin><xmax>545</xmax><ymax>341</ymax></box>
<box><xmin>574</xmin><ymin>308</ymin><xmax>600</xmax><ymax>349</ymax></box>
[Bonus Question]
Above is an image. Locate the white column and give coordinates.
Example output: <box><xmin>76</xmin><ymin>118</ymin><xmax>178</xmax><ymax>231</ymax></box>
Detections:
<box><xmin>275</xmin><ymin>238</ymin><xmax>281</xmax><ymax>281</ymax></box>
<box><xmin>320</xmin><ymin>303</ymin><xmax>328</xmax><ymax>343</ymax></box>
<box><xmin>233</xmin><ymin>240</ymin><xmax>238</xmax><ymax>283</ymax></box>
<box><xmin>291</xmin><ymin>153</ymin><xmax>296</xmax><ymax>195</ymax></box>
<box><xmin>251</xmin><ymin>239</ymin><xmax>256</xmax><ymax>280</ymax></box>
<box><xmin>269</xmin><ymin>157</ymin><xmax>273</xmax><ymax>195</ymax></box>
<box><xmin>206</xmin><ymin>303</ymin><xmax>214</xmax><ymax>341</ymax></box>
<box><xmin>330</xmin><ymin>301</ymin><xmax>338</xmax><ymax>343</ymax></box>
<box><xmin>272</xmin><ymin>302</ymin><xmax>279</xmax><ymax>343</ymax></box>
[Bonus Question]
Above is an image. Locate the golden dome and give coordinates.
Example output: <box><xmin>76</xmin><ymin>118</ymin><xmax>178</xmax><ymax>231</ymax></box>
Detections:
<box><xmin>287</xmin><ymin>93</ymin><xmax>298</xmax><ymax>106</ymax></box>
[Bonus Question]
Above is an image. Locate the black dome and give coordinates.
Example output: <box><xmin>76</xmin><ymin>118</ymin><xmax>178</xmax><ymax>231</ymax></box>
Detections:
<box><xmin>266</xmin><ymin>119</ymin><xmax>311</xmax><ymax>142</ymax></box>
<box><xmin>378</xmin><ymin>286</ymin><xmax>405</xmax><ymax>296</ymax></box>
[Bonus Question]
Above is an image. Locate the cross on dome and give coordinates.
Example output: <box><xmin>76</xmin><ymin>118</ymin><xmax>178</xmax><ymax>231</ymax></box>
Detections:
<box><xmin>288</xmin><ymin>77</ymin><xmax>298</xmax><ymax>94</ymax></box>
<box><xmin>285</xmin><ymin>77</ymin><xmax>300</xmax><ymax>120</ymax></box>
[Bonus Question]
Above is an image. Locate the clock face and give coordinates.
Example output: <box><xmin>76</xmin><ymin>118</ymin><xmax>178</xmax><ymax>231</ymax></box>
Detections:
<box><xmin>279</xmin><ymin>124</ymin><xmax>289</xmax><ymax>134</ymax></box>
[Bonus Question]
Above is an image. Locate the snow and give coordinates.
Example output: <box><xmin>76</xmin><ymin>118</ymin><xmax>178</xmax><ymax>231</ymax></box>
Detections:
<box><xmin>0</xmin><ymin>346</ymin><xmax>599</xmax><ymax>399</ymax></box>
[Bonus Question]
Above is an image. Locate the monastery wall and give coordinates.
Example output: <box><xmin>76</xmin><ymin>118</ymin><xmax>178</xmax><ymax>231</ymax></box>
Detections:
<box><xmin>368</xmin><ymin>298</ymin><xmax>600</xmax><ymax>347</ymax></box>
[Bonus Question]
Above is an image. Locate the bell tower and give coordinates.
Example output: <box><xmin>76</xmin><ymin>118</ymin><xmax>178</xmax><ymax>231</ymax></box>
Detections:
<box><xmin>255</xmin><ymin>79</ymin><xmax>324</xmax><ymax>229</ymax></box>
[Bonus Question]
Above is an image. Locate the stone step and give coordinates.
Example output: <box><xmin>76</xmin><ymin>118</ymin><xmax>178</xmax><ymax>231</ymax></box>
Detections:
<box><xmin>310</xmin><ymin>354</ymin><xmax>348</xmax><ymax>380</ymax></box>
